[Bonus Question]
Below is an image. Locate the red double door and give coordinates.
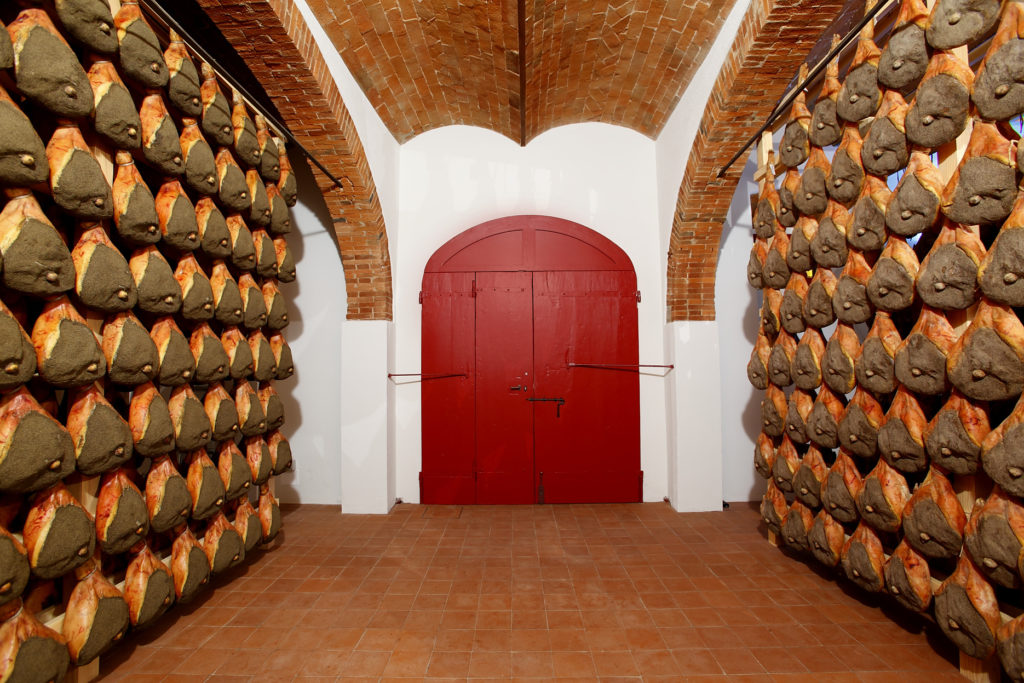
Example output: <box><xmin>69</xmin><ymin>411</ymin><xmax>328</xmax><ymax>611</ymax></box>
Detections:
<box><xmin>420</xmin><ymin>217</ymin><xmax>641</xmax><ymax>504</ymax></box>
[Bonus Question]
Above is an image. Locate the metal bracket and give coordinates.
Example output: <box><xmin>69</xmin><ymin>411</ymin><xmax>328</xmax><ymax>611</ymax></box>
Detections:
<box><xmin>527</xmin><ymin>397</ymin><xmax>565</xmax><ymax>417</ymax></box>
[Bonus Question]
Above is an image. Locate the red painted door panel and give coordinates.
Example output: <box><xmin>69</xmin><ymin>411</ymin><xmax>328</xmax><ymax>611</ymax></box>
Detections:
<box><xmin>474</xmin><ymin>271</ymin><xmax>535</xmax><ymax>503</ymax></box>
<box><xmin>533</xmin><ymin>271</ymin><xmax>640</xmax><ymax>503</ymax></box>
<box><xmin>420</xmin><ymin>272</ymin><xmax>475</xmax><ymax>503</ymax></box>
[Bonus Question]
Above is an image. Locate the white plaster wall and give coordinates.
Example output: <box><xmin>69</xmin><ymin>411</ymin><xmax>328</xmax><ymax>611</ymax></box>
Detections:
<box><xmin>394</xmin><ymin>123</ymin><xmax>670</xmax><ymax>503</ymax></box>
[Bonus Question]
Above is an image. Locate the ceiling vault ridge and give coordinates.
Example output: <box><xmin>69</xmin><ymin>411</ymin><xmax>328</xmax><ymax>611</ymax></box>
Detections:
<box><xmin>517</xmin><ymin>0</ymin><xmax>526</xmax><ymax>146</ymax></box>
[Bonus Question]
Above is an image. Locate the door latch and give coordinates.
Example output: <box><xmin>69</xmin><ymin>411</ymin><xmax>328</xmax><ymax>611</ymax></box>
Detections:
<box><xmin>527</xmin><ymin>397</ymin><xmax>565</xmax><ymax>417</ymax></box>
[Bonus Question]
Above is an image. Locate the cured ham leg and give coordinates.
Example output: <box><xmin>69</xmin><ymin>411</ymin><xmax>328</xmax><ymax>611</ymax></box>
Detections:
<box><xmin>934</xmin><ymin>553</ymin><xmax>1001</xmax><ymax>658</ymax></box>
<box><xmin>883</xmin><ymin>539</ymin><xmax>932</xmax><ymax>612</ymax></box>
<box><xmin>902</xmin><ymin>467</ymin><xmax>967</xmax><ymax>559</ymax></box>
<box><xmin>760</xmin><ymin>480</ymin><xmax>787</xmax><ymax>535</ymax></box>
<box><xmin>0</xmin><ymin>385</ymin><xmax>74</xmax><ymax>492</ymax></box>
<box><xmin>793</xmin><ymin>445</ymin><xmax>828</xmax><ymax>509</ymax></box>
<box><xmin>855</xmin><ymin>311</ymin><xmax>900</xmax><ymax>395</ymax></box>
<box><xmin>217</xmin><ymin>440</ymin><xmax>251</xmax><ymax>500</ymax></box>
<box><xmin>809</xmin><ymin>508</ymin><xmax>845</xmax><ymax>567</ymax></box>
<box><xmin>917</xmin><ymin>220</ymin><xmax>984</xmax><ymax>310</ymax></box>
<box><xmin>821</xmin><ymin>450</ymin><xmax>863</xmax><ymax>524</ymax></box>
<box><xmin>894</xmin><ymin>305</ymin><xmax>958</xmax><ymax>396</ymax></box>
<box><xmin>145</xmin><ymin>455</ymin><xmax>190</xmax><ymax>533</ymax></box>
<box><xmin>867</xmin><ymin>235</ymin><xmax>919</xmax><ymax>312</ymax></box>
<box><xmin>0</xmin><ymin>190</ymin><xmax>75</xmax><ymax>298</ymax></box>
<box><xmin>980</xmin><ymin>191</ymin><xmax>1024</xmax><ymax>305</ymax></box>
<box><xmin>128</xmin><ymin>381</ymin><xmax>175</xmax><ymax>457</ymax></box>
<box><xmin>201</xmin><ymin>510</ymin><xmax>244</xmax><ymax>573</ymax></box>
<box><xmin>792</xmin><ymin>328</ymin><xmax>824</xmax><ymax>391</ymax></box>
<box><xmin>95</xmin><ymin>467</ymin><xmax>148</xmax><ymax>555</ymax></box>
<box><xmin>810</xmin><ymin>36</ymin><xmax>843</xmax><ymax>147</ymax></box>
<box><xmin>771</xmin><ymin>436</ymin><xmax>800</xmax><ymax>494</ymax></box>
<box><xmin>784</xmin><ymin>389</ymin><xmax>814</xmax><ymax>444</ymax></box>
<box><xmin>268</xmin><ymin>430</ymin><xmax>293</xmax><ymax>475</ymax></box>
<box><xmin>767</xmin><ymin>330</ymin><xmax>796</xmax><ymax>388</ymax></box>
<box><xmin>827</xmin><ymin>125</ymin><xmax>865</xmax><ymax>203</ymax></box>
<box><xmin>780</xmin><ymin>500</ymin><xmax>814</xmax><ymax>553</ymax></box>
<box><xmin>258</xmin><ymin>483</ymin><xmax>282</xmax><ymax>543</ymax></box>
<box><xmin>857</xmin><ymin>458</ymin><xmax>910</xmax><ymax>533</ymax></box>
<box><xmin>0</xmin><ymin>598</ymin><xmax>70</xmax><ymax>681</ymax></box>
<box><xmin>62</xmin><ymin>556</ymin><xmax>129</xmax><ymax>665</ymax></box>
<box><xmin>822</xmin><ymin>322</ymin><xmax>859</xmax><ymax>395</ymax></box>
<box><xmin>948</xmin><ymin>297</ymin><xmax>1024</xmax><ymax>401</ymax></box>
<box><xmin>878</xmin><ymin>385</ymin><xmax>929</xmax><ymax>473</ymax></box>
<box><xmin>234</xmin><ymin>499</ymin><xmax>262</xmax><ymax>553</ymax></box>
<box><xmin>754</xmin><ymin>432</ymin><xmax>776</xmax><ymax>480</ymax></box>
<box><xmin>925</xmin><ymin>390</ymin><xmax>990</xmax><ymax>475</ymax></box>
<box><xmin>186</xmin><ymin>450</ymin><xmax>225</xmax><ymax>521</ymax></box>
<box><xmin>31</xmin><ymin>296</ymin><xmax>106</xmax><ymax>388</ymax></box>
<box><xmin>838</xmin><ymin>386</ymin><xmax>884</xmax><ymax>459</ymax></box>
<box><xmin>171</xmin><ymin>526</ymin><xmax>210</xmax><ymax>603</ymax></box>
<box><xmin>23</xmin><ymin>482</ymin><xmax>95</xmax><ymax>578</ymax></box>
<box><xmin>150</xmin><ymin>316</ymin><xmax>195</xmax><ymax>386</ymax></box>
<box><xmin>906</xmin><ymin>50</ymin><xmax>973</xmax><ymax>149</ymax></box>
<box><xmin>66</xmin><ymin>383</ymin><xmax>132</xmax><ymax>476</ymax></box>
<box><xmin>837</xmin><ymin>7</ymin><xmax>882</xmax><ymax>123</ymax></box>
<box><xmin>886</xmin><ymin>149</ymin><xmax>943</xmax><ymax>236</ymax></box>
<box><xmin>964</xmin><ymin>487</ymin><xmax>1024</xmax><ymax>589</ymax></box>
<box><xmin>842</xmin><ymin>522</ymin><xmax>886</xmax><ymax>592</ymax></box>
<box><xmin>834</xmin><ymin>248</ymin><xmax>874</xmax><ymax>324</ymax></box>
<box><xmin>878</xmin><ymin>0</ymin><xmax>929</xmax><ymax>90</ymax></box>
<box><xmin>123</xmin><ymin>544</ymin><xmax>173</xmax><ymax>628</ymax></box>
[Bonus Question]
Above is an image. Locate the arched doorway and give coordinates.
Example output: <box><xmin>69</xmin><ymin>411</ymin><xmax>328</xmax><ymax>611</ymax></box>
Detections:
<box><xmin>420</xmin><ymin>215</ymin><xmax>641</xmax><ymax>504</ymax></box>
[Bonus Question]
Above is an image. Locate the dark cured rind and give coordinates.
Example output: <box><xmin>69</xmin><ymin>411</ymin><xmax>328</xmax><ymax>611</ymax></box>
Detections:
<box><xmin>0</xmin><ymin>100</ymin><xmax>48</xmax><ymax>187</ymax></box>
<box><xmin>75</xmin><ymin>403</ymin><xmax>132</xmax><ymax>475</ymax></box>
<box><xmin>809</xmin><ymin>514</ymin><xmax>842</xmax><ymax>566</ymax></box>
<box><xmin>826</xmin><ymin>150</ymin><xmax>863</xmax><ymax>203</ymax></box>
<box><xmin>949</xmin><ymin>328</ymin><xmax>1024</xmax><ymax>401</ymax></box>
<box><xmin>848</xmin><ymin>195</ymin><xmax>887</xmax><ymax>252</ymax></box>
<box><xmin>998</xmin><ymin>619</ymin><xmax>1024</xmax><ymax>679</ymax></box>
<box><xmin>268</xmin><ymin>193</ymin><xmax>290</xmax><ymax>234</ymax></box>
<box><xmin>107</xmin><ymin>319</ymin><xmax>158</xmax><ymax>386</ymax></box>
<box><xmin>173</xmin><ymin>397</ymin><xmax>210</xmax><ymax>452</ymax></box>
<box><xmin>230</xmin><ymin>223</ymin><xmax>257</xmax><ymax>272</ymax></box>
<box><xmin>784</xmin><ymin>402</ymin><xmax>807</xmax><ymax>443</ymax></box>
<box><xmin>839</xmin><ymin>405</ymin><xmax>880</xmax><ymax>459</ymax></box>
<box><xmin>787</xmin><ymin>227</ymin><xmax>813</xmax><ymax>272</ymax></box>
<box><xmin>218</xmin><ymin>158</ymin><xmax>249</xmax><ymax>213</ymax></box>
<box><xmin>210</xmin><ymin>399</ymin><xmax>240</xmax><ymax>442</ymax></box>
<box><xmin>203</xmin><ymin>93</ymin><xmax>233</xmax><ymax>147</ymax></box>
<box><xmin>155</xmin><ymin>329</ymin><xmax>194</xmax><ymax>387</ymax></box>
<box><xmin>878</xmin><ymin>24</ymin><xmax>929</xmax><ymax>90</ymax></box>
<box><xmin>241</xmin><ymin>513</ymin><xmax>261</xmax><ymax>551</ymax></box>
<box><xmin>834</xmin><ymin>275</ymin><xmax>872</xmax><ymax>324</ymax></box>
<box><xmin>0</xmin><ymin>312</ymin><xmax>35</xmax><ymax>391</ymax></box>
<box><xmin>242</xmin><ymin>287</ymin><xmax>267</xmax><ymax>330</ymax></box>
<box><xmin>198</xmin><ymin>205</ymin><xmax>232</xmax><ymax>259</ymax></box>
<box><xmin>180</xmin><ymin>273</ymin><xmax>214</xmax><ymax>321</ymax></box>
<box><xmin>780</xmin><ymin>290</ymin><xmax>805</xmax><ymax>335</ymax></box>
<box><xmin>809</xmin><ymin>217</ymin><xmax>847</xmax><ymax>269</ymax></box>
<box><xmin>8</xmin><ymin>633</ymin><xmax>70</xmax><ymax>683</ymax></box>
<box><xmin>917</xmin><ymin>244</ymin><xmax>979</xmax><ymax>310</ymax></box>
<box><xmin>132</xmin><ymin>395</ymin><xmax>173</xmax><ymax>457</ymax></box>
<box><xmin>78</xmin><ymin>244</ymin><xmax>136</xmax><ymax>313</ymax></box>
<box><xmin>99</xmin><ymin>485</ymin><xmax>148</xmax><ymax>554</ymax></box>
<box><xmin>135</xmin><ymin>254</ymin><xmax>180</xmax><ymax>314</ymax></box>
<box><xmin>177</xmin><ymin>547</ymin><xmax>209</xmax><ymax>602</ymax></box>
<box><xmin>904</xmin><ymin>497</ymin><xmax>963</xmax><ymax>558</ymax></box>
<box><xmin>780</xmin><ymin>508</ymin><xmax>810</xmax><ymax>552</ymax></box>
<box><xmin>906</xmin><ymin>74</ymin><xmax>969</xmax><ymax>148</ymax></box>
<box><xmin>270</xmin><ymin>435</ymin><xmax>292</xmax><ymax>474</ymax></box>
<box><xmin>884</xmin><ymin>552</ymin><xmax>931</xmax><ymax>612</ymax></box>
<box><xmin>928</xmin><ymin>408</ymin><xmax>982</xmax><ymax>474</ymax></box>
<box><xmin>856</xmin><ymin>338</ymin><xmax>896</xmax><ymax>395</ymax></box>
<box><xmin>795</xmin><ymin>168</ymin><xmax>828</xmax><ymax>217</ymax></box>
<box><xmin>32</xmin><ymin>505</ymin><xmax>95</xmax><ymax>578</ymax></box>
<box><xmin>867</xmin><ymin>257</ymin><xmax>915</xmax><ymax>311</ymax></box>
<box><xmin>74</xmin><ymin>595</ymin><xmax>129</xmax><ymax>665</ymax></box>
<box><xmin>115</xmin><ymin>184</ymin><xmax>160</xmax><ymax>245</ymax></box>
<box><xmin>142</xmin><ymin>115</ymin><xmax>182</xmax><ymax>177</ymax></box>
<box><xmin>222</xmin><ymin>450</ymin><xmax>249</xmax><ymax>499</ymax></box>
<box><xmin>838</xmin><ymin>64</ymin><xmax>881</xmax><ymax>123</ymax></box>
<box><xmin>824</xmin><ymin>458</ymin><xmax>861</xmax><ymax>523</ymax></box>
<box><xmin>925</xmin><ymin>0</ymin><xmax>1000</xmax><ymax>50</ymax></box>
<box><xmin>0</xmin><ymin>21</ymin><xmax>9</xmax><ymax>70</ymax></box>
<box><xmin>859</xmin><ymin>477</ymin><xmax>902</xmax><ymax>532</ymax></box>
<box><xmin>885</xmin><ymin>173</ymin><xmax>940</xmax><ymax>236</ymax></box>
<box><xmin>878</xmin><ymin>419</ymin><xmax>928</xmax><ymax>473</ymax></box>
<box><xmin>0</xmin><ymin>412</ymin><xmax>74</xmax><ymax>493</ymax></box>
<box><xmin>274</xmin><ymin>340</ymin><xmax>293</xmax><ymax>380</ymax></box>
<box><xmin>209</xmin><ymin>528</ymin><xmax>242</xmax><ymax>573</ymax></box>
<box><xmin>2</xmin><ymin>217</ymin><xmax>75</xmax><ymax>296</ymax></box>
<box><xmin>117</xmin><ymin>18</ymin><xmax>168</xmax><ymax>88</ymax></box>
<box><xmin>762</xmin><ymin>249</ymin><xmax>789</xmax><ymax>289</ymax></box>
<box><xmin>191</xmin><ymin>465</ymin><xmax>224</xmax><ymax>521</ymax></box>
<box><xmin>843</xmin><ymin>539</ymin><xmax>884</xmax><ymax>592</ymax></box>
<box><xmin>38</xmin><ymin>319</ymin><xmax>106</xmax><ymax>388</ymax></box>
<box><xmin>93</xmin><ymin>81</ymin><xmax>140</xmax><ymax>150</ymax></box>
<box><xmin>227</xmin><ymin>336</ymin><xmax>253</xmax><ymax>379</ymax></box>
<box><xmin>895</xmin><ymin>333</ymin><xmax>949</xmax><ymax>395</ymax></box>
<box><xmin>810</xmin><ymin>99</ymin><xmax>841</xmax><ymax>147</ymax></box>
<box><xmin>0</xmin><ymin>535</ymin><xmax>28</xmax><ymax>607</ymax></box>
<box><xmin>762</xmin><ymin>397</ymin><xmax>785</xmax><ymax>438</ymax></box>
<box><xmin>779</xmin><ymin>121</ymin><xmax>809</xmax><ymax>168</ymax></box>
<box><xmin>55</xmin><ymin>0</ymin><xmax>116</xmax><ymax>52</ymax></box>
<box><xmin>792</xmin><ymin>344</ymin><xmax>822</xmax><ymax>391</ymax></box>
<box><xmin>262</xmin><ymin>503</ymin><xmax>281</xmax><ymax>542</ymax></box>
<box><xmin>973</xmin><ymin>39</ymin><xmax>1024</xmax><ymax>121</ymax></box>
<box><xmin>934</xmin><ymin>583</ymin><xmax>996</xmax><ymax>658</ymax></box>
<box><xmin>149</xmin><ymin>475</ymin><xmax>189</xmax><ymax>533</ymax></box>
<box><xmin>803</xmin><ymin>282</ymin><xmax>835</xmax><ymax>329</ymax></box>
<box><xmin>160</xmin><ymin>193</ymin><xmax>199</xmax><ymax>251</ymax></box>
<box><xmin>983</xmin><ymin>424</ymin><xmax>1024</xmax><ymax>497</ymax></box>
<box><xmin>52</xmin><ymin>148</ymin><xmax>113</xmax><ymax>220</ymax></box>
<box><xmin>194</xmin><ymin>339</ymin><xmax>228</xmax><ymax>385</ymax></box>
<box><xmin>862</xmin><ymin>119</ymin><xmax>908</xmax><ymax>177</ymax></box>
<box><xmin>793</xmin><ymin>464</ymin><xmax>824</xmax><ymax>508</ymax></box>
<box><xmin>943</xmin><ymin>158</ymin><xmax>1016</xmax><ymax>226</ymax></box>
<box><xmin>134</xmin><ymin>569</ymin><xmax>172</xmax><ymax>628</ymax></box>
<box><xmin>980</xmin><ymin>228</ymin><xmax>1024</xmax><ymax>305</ymax></box>
<box><xmin>822</xmin><ymin>337</ymin><xmax>855</xmax><ymax>396</ymax></box>
<box><xmin>966</xmin><ymin>514</ymin><xmax>1022</xmax><ymax>588</ymax></box>
<box><xmin>167</xmin><ymin>62</ymin><xmax>202</xmax><ymax>117</ymax></box>
<box><xmin>807</xmin><ymin>401</ymin><xmax>840</xmax><ymax>449</ymax></box>
<box><xmin>183</xmin><ymin>136</ymin><xmax>217</xmax><ymax>195</ymax></box>
<box><xmin>14</xmin><ymin>23</ymin><xmax>94</xmax><ymax>118</ymax></box>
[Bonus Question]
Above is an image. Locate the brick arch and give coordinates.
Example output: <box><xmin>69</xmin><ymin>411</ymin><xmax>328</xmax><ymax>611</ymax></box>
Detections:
<box><xmin>666</xmin><ymin>0</ymin><xmax>847</xmax><ymax>322</ymax></box>
<box><xmin>195</xmin><ymin>0</ymin><xmax>392</xmax><ymax>320</ymax></box>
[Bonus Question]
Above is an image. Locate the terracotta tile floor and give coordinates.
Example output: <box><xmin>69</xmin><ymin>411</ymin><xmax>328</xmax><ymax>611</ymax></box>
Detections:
<box><xmin>97</xmin><ymin>501</ymin><xmax>966</xmax><ymax>682</ymax></box>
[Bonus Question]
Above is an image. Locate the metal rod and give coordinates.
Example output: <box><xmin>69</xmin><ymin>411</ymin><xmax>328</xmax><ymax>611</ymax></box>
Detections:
<box><xmin>568</xmin><ymin>363</ymin><xmax>675</xmax><ymax>369</ymax></box>
<box><xmin>715</xmin><ymin>0</ymin><xmax>895</xmax><ymax>179</ymax></box>
<box><xmin>140</xmin><ymin>0</ymin><xmax>347</xmax><ymax>190</ymax></box>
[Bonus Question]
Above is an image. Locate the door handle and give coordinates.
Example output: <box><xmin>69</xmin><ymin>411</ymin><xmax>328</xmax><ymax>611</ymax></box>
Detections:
<box><xmin>527</xmin><ymin>397</ymin><xmax>565</xmax><ymax>417</ymax></box>
<box><xmin>510</xmin><ymin>385</ymin><xmax>522</xmax><ymax>391</ymax></box>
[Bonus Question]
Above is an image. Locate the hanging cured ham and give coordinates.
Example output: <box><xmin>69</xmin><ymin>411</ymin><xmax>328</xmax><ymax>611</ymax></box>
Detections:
<box><xmin>186</xmin><ymin>450</ymin><xmax>225</xmax><ymax>521</ymax></box>
<box><xmin>123</xmin><ymin>544</ymin><xmax>173</xmax><ymax>628</ymax></box>
<box><xmin>750</xmin><ymin>240</ymin><xmax>767</xmax><ymax>290</ymax></box>
<box><xmin>249</xmin><ymin>329</ymin><xmax>277</xmax><ymax>382</ymax></box>
<box><xmin>779</xmin><ymin>75</ymin><xmax>811</xmax><ymax>169</ymax></box>
<box><xmin>0</xmin><ymin>385</ymin><xmax>73</xmax><ymax>492</ymax></box>
<box><xmin>933</xmin><ymin>553</ymin><xmax>1001</xmax><ymax>659</ymax></box>
<box><xmin>821</xmin><ymin>450</ymin><xmax>864</xmax><ymax>524</ymax></box>
<box><xmin>792</xmin><ymin>444</ymin><xmax>828</xmax><ymax>508</ymax></box>
<box><xmin>926</xmin><ymin>0</ymin><xmax>1001</xmax><ymax>50</ymax></box>
<box><xmin>878</xmin><ymin>0</ymin><xmax>930</xmax><ymax>91</ymax></box>
<box><xmin>767</xmin><ymin>330</ymin><xmax>796</xmax><ymax>388</ymax></box>
<box><xmin>234</xmin><ymin>498</ymin><xmax>262</xmax><ymax>553</ymax></box>
<box><xmin>902</xmin><ymin>467</ymin><xmax>967</xmax><ymax>558</ymax></box>
<box><xmin>894</xmin><ymin>305</ymin><xmax>958</xmax><ymax>395</ymax></box>
<box><xmin>227</xmin><ymin>214</ymin><xmax>257</xmax><ymax>271</ymax></box>
<box><xmin>66</xmin><ymin>383</ymin><xmax>132</xmax><ymax>476</ymax></box>
<box><xmin>236</xmin><ymin>381</ymin><xmax>267</xmax><ymax>437</ymax></box>
<box><xmin>980</xmin><ymin>192</ymin><xmax>1024</xmax><ymax>305</ymax></box>
<box><xmin>878</xmin><ymin>385</ymin><xmax>930</xmax><ymax>473</ymax></box>
<box><xmin>114</xmin><ymin>0</ymin><xmax>168</xmax><ymax>88</ymax></box>
<box><xmin>0</xmin><ymin>521</ymin><xmax>28</xmax><ymax>608</ymax></box>
<box><xmin>811</xmin><ymin>37</ymin><xmax>844</xmax><ymax>146</ymax></box>
<box><xmin>205</xmin><ymin>382</ymin><xmax>240</xmax><ymax>442</ymax></box>
<box><xmin>867</xmin><ymin>235</ymin><xmax>919</xmax><ymax>312</ymax></box>
<box><xmin>95</xmin><ymin>467</ymin><xmax>148</xmax><ymax>555</ymax></box>
<box><xmin>196</xmin><ymin>197</ymin><xmax>232</xmax><ymax>258</ymax></box>
<box><xmin>848</xmin><ymin>176</ymin><xmax>891</xmax><ymax>254</ymax></box>
<box><xmin>88</xmin><ymin>59</ymin><xmax>140</xmax><ymax>150</ymax></box>
<box><xmin>168</xmin><ymin>384</ymin><xmax>211</xmax><ymax>452</ymax></box>
<box><xmin>906</xmin><ymin>50</ymin><xmax>974</xmax><ymax>149</ymax></box>
<box><xmin>144</xmin><ymin>455</ymin><xmax>190</xmax><ymax>533</ymax></box>
<box><xmin>754</xmin><ymin>432</ymin><xmax>776</xmax><ymax>480</ymax></box>
<box><xmin>258</xmin><ymin>483</ymin><xmax>281</xmax><ymax>543</ymax></box>
<box><xmin>174</xmin><ymin>253</ymin><xmax>215</xmax><ymax>321</ymax></box>
<box><xmin>779</xmin><ymin>169</ymin><xmax>804</xmax><ymax>230</ymax></box>
<box><xmin>113</xmin><ymin>152</ymin><xmax>160</xmax><ymax>245</ymax></box>
<box><xmin>258</xmin><ymin>382</ymin><xmax>284</xmax><ymax>431</ymax></box>
<box><xmin>761</xmin><ymin>384</ymin><xmax>787</xmax><ymax>438</ymax></box>
<box><xmin>807</xmin><ymin>382</ymin><xmax>845</xmax><ymax>450</ymax></box>
<box><xmin>760</xmin><ymin>289</ymin><xmax>782</xmax><ymax>339</ymax></box>
<box><xmin>0</xmin><ymin>299</ymin><xmax>34</xmax><ymax>391</ymax></box>
<box><xmin>795</xmin><ymin>147</ymin><xmax>831</xmax><ymax>218</ymax></box>
<box><xmin>8</xmin><ymin>9</ymin><xmax>93</xmax><ymax>118</ymax></box>
<box><xmin>31</xmin><ymin>296</ymin><xmax>105</xmax><ymax>388</ymax></box>
<box><xmin>982</xmin><ymin>392</ymin><xmax>1024</xmax><ymax>496</ymax></box>
<box><xmin>964</xmin><ymin>487</ymin><xmax>1024</xmax><ymax>589</ymax></box>
<box><xmin>232</xmin><ymin>93</ymin><xmax>260</xmax><ymax>168</ymax></box>
<box><xmin>947</xmin><ymin>298</ymin><xmax>1024</xmax><ymax>401</ymax></box>
<box><xmin>23</xmin><ymin>482</ymin><xmax>94</xmax><ymax>578</ymax></box>
<box><xmin>855</xmin><ymin>311</ymin><xmax>900</xmax><ymax>395</ymax></box>
<box><xmin>130</xmin><ymin>245</ymin><xmax>180</xmax><ymax>314</ymax></box>
<box><xmin>275</xmin><ymin>138</ymin><xmax>298</xmax><ymax>206</ymax></box>
<box><xmin>0</xmin><ymin>599</ymin><xmax>70</xmax><ymax>682</ymax></box>
<box><xmin>138</xmin><ymin>92</ymin><xmax>183</xmax><ymax>177</ymax></box>
<box><xmin>190</xmin><ymin>322</ymin><xmax>229</xmax><ymax>385</ymax></box>
<box><xmin>268</xmin><ymin>429</ymin><xmax>292</xmax><ymax>475</ymax></box>
<box><xmin>217</xmin><ymin>440</ymin><xmax>250</xmax><ymax>500</ymax></box>
<box><xmin>837</xmin><ymin>4</ymin><xmax>882</xmax><ymax>123</ymax></box>
<box><xmin>941</xmin><ymin>120</ymin><xmax>1017</xmax><ymax>226</ymax></box>
<box><xmin>802</xmin><ymin>267</ymin><xmax>837</xmax><ymax>329</ymax></box>
<box><xmin>72</xmin><ymin>223</ymin><xmax>137</xmax><ymax>312</ymax></box>
<box><xmin>202</xmin><ymin>510</ymin><xmax>243</xmax><ymax>574</ymax></box>
<box><xmin>149</xmin><ymin>316</ymin><xmax>195</xmax><ymax>386</ymax></box>
<box><xmin>885</xmin><ymin>149</ymin><xmax>944</xmax><ymax>236</ymax></box>
<box><xmin>54</xmin><ymin>0</ymin><xmax>118</xmax><ymax>54</ymax></box>
<box><xmin>171</xmin><ymin>525</ymin><xmax>210</xmax><ymax>602</ymax></box>
<box><xmin>781</xmin><ymin>500</ymin><xmax>814</xmax><ymax>553</ymax></box>
<box><xmin>47</xmin><ymin>121</ymin><xmax>113</xmax><ymax>220</ymax></box>
<box><xmin>883</xmin><ymin>539</ymin><xmax>933</xmax><ymax>612</ymax></box>
<box><xmin>200</xmin><ymin>62</ymin><xmax>234</xmax><ymax>147</ymax></box>
<box><xmin>253</xmin><ymin>228</ymin><xmax>278</xmax><ymax>278</ymax></box>
<box><xmin>222</xmin><ymin>325</ymin><xmax>254</xmax><ymax>379</ymax></box>
<box><xmin>972</xmin><ymin>2</ymin><xmax>1024</xmax><ymax>120</ymax></box>
<box><xmin>771</xmin><ymin>436</ymin><xmax>800</xmax><ymax>494</ymax></box>
<box><xmin>784</xmin><ymin>389</ymin><xmax>814</xmax><ymax>444</ymax></box>
<box><xmin>827</xmin><ymin>125</ymin><xmax>865</xmax><ymax>203</ymax></box>
<box><xmin>925</xmin><ymin>390</ymin><xmax>990</xmax><ymax>475</ymax></box>
<box><xmin>255</xmin><ymin>115</ymin><xmax>280</xmax><ymax>182</ymax></box>
<box><xmin>810</xmin><ymin>200</ymin><xmax>849</xmax><ymax>269</ymax></box>
<box><xmin>838</xmin><ymin>386</ymin><xmax>884</xmax><ymax>459</ymax></box>
<box><xmin>792</xmin><ymin>327</ymin><xmax>825</xmax><ymax>391</ymax></box>
<box><xmin>274</xmin><ymin>237</ymin><xmax>295</xmax><ymax>282</ymax></box>
<box><xmin>128</xmin><ymin>381</ymin><xmax>175</xmax><ymax>457</ymax></box>
<box><xmin>857</xmin><ymin>458</ymin><xmax>910</xmax><ymax>533</ymax></box>
<box><xmin>210</xmin><ymin>260</ymin><xmax>244</xmax><ymax>326</ymax></box>
<box><xmin>822</xmin><ymin>322</ymin><xmax>859</xmax><ymax>395</ymax></box>
<box><xmin>180</xmin><ymin>118</ymin><xmax>218</xmax><ymax>196</ymax></box>
<box><xmin>842</xmin><ymin>522</ymin><xmax>886</xmax><ymax>592</ymax></box>
<box><xmin>216</xmin><ymin>149</ymin><xmax>250</xmax><ymax>213</ymax></box>
<box><xmin>155</xmin><ymin>179</ymin><xmax>199</xmax><ymax>251</ymax></box>
<box><xmin>101</xmin><ymin>311</ymin><xmax>159</xmax><ymax>386</ymax></box>
<box><xmin>809</xmin><ymin>508</ymin><xmax>846</xmax><ymax>567</ymax></box>
<box><xmin>0</xmin><ymin>84</ymin><xmax>47</xmax><ymax>188</ymax></box>
<box><xmin>164</xmin><ymin>30</ymin><xmax>202</xmax><ymax>117</ymax></box>
<box><xmin>0</xmin><ymin>190</ymin><xmax>75</xmax><ymax>298</ymax></box>
<box><xmin>998</xmin><ymin>613</ymin><xmax>1024</xmax><ymax>680</ymax></box>
<box><xmin>748</xmin><ymin>335</ymin><xmax>771</xmax><ymax>391</ymax></box>
<box><xmin>267</xmin><ymin>183</ymin><xmax>292</xmax><ymax>236</ymax></box>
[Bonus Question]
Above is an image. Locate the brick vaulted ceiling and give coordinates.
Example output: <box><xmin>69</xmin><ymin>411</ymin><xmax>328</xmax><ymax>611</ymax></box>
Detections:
<box><xmin>307</xmin><ymin>0</ymin><xmax>740</xmax><ymax>144</ymax></box>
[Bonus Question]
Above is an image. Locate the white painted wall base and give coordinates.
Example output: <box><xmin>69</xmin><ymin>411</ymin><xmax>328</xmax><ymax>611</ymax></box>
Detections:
<box><xmin>340</xmin><ymin>319</ymin><xmax>394</xmax><ymax>513</ymax></box>
<box><xmin>666</xmin><ymin>321</ymin><xmax>724</xmax><ymax>512</ymax></box>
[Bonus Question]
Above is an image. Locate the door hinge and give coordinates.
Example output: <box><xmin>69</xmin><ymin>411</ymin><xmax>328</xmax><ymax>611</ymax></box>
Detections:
<box><xmin>635</xmin><ymin>290</ymin><xmax>641</xmax><ymax>303</ymax></box>
<box><xmin>418</xmin><ymin>291</ymin><xmax>423</xmax><ymax>304</ymax></box>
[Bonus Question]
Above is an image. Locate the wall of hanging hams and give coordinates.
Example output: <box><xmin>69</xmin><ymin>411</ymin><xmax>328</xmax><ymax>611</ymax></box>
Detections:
<box><xmin>0</xmin><ymin>0</ymin><xmax>298</xmax><ymax>679</ymax></box>
<box><xmin>751</xmin><ymin>0</ymin><xmax>1024</xmax><ymax>677</ymax></box>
